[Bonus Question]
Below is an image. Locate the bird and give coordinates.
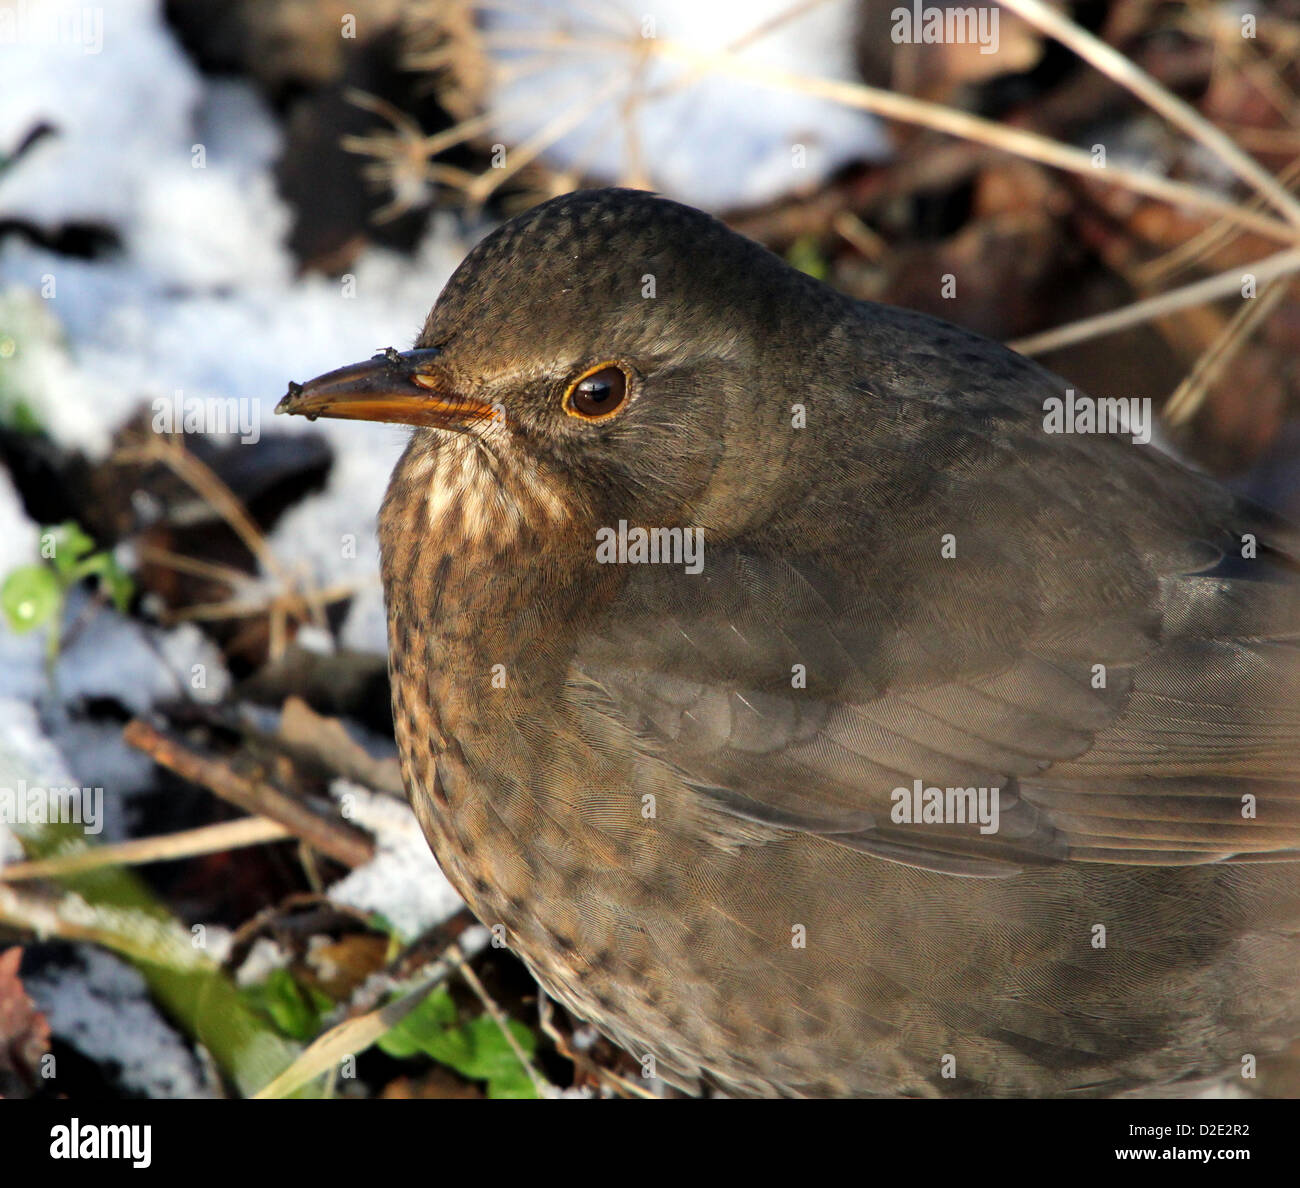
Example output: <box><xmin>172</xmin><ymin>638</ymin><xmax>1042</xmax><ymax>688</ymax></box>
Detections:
<box><xmin>277</xmin><ymin>187</ymin><xmax>1300</xmax><ymax>1097</ymax></box>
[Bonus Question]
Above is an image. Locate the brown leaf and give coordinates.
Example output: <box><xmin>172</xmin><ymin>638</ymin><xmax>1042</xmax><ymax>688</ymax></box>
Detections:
<box><xmin>279</xmin><ymin>695</ymin><xmax>405</xmax><ymax>794</ymax></box>
<box><xmin>0</xmin><ymin>947</ymin><xmax>52</xmax><ymax>1090</ymax></box>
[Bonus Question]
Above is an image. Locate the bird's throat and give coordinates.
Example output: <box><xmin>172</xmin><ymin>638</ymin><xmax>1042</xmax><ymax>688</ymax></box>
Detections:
<box><xmin>377</xmin><ymin>430</ymin><xmax>607</xmax><ymax>758</ymax></box>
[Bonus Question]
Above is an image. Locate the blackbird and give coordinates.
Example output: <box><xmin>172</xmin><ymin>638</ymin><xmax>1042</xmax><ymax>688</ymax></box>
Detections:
<box><xmin>277</xmin><ymin>188</ymin><xmax>1300</xmax><ymax>1097</ymax></box>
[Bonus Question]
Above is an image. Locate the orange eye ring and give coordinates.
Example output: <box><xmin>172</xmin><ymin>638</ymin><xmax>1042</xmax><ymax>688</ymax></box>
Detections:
<box><xmin>564</xmin><ymin>361</ymin><xmax>631</xmax><ymax>421</ymax></box>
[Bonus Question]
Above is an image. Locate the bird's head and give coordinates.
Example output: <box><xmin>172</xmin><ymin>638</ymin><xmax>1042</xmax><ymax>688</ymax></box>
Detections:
<box><xmin>276</xmin><ymin>188</ymin><xmax>842</xmax><ymax>536</ymax></box>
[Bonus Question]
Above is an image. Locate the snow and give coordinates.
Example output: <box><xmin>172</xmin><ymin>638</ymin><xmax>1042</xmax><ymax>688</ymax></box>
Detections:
<box><xmin>41</xmin><ymin>719</ymin><xmax>157</xmax><ymax>843</ymax></box>
<box><xmin>37</xmin><ymin>592</ymin><xmax>231</xmax><ymax>714</ymax></box>
<box><xmin>0</xmin><ymin>0</ymin><xmax>468</xmax><ymax>656</ymax></box>
<box><xmin>23</xmin><ymin>946</ymin><xmax>216</xmax><ymax>1098</ymax></box>
<box><xmin>0</xmin><ymin>78</ymin><xmax>454</xmax><ymax>467</ymax></box>
<box><xmin>326</xmin><ymin>780</ymin><xmax>465</xmax><ymax>940</ymax></box>
<box><xmin>0</xmin><ymin>696</ymin><xmax>76</xmax><ymax>865</ymax></box>
<box><xmin>0</xmin><ymin>0</ymin><xmax>197</xmax><ymax>230</ymax></box>
<box><xmin>0</xmin><ymin>468</ymin><xmax>231</xmax><ymax>846</ymax></box>
<box><xmin>234</xmin><ymin>937</ymin><xmax>292</xmax><ymax>988</ymax></box>
<box><xmin>0</xmin><ymin>446</ymin><xmax>40</xmax><ymax>571</ymax></box>
<box><xmin>477</xmin><ymin>0</ymin><xmax>890</xmax><ymax>210</ymax></box>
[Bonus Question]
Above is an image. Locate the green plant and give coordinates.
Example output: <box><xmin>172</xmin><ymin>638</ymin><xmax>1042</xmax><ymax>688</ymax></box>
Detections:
<box><xmin>1</xmin><ymin>520</ymin><xmax>133</xmax><ymax>664</ymax></box>
<box><xmin>244</xmin><ymin>968</ymin><xmax>335</xmax><ymax>1043</ymax></box>
<box><xmin>1</xmin><ymin>818</ymin><xmax>306</xmax><ymax>1098</ymax></box>
<box><xmin>378</xmin><ymin>985</ymin><xmax>539</xmax><ymax>1098</ymax></box>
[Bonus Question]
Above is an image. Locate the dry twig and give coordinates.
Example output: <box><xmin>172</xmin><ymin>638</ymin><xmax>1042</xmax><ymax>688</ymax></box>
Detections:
<box><xmin>123</xmin><ymin>719</ymin><xmax>374</xmax><ymax>869</ymax></box>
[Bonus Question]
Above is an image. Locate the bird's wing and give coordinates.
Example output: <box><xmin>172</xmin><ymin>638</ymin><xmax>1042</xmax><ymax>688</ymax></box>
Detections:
<box><xmin>571</xmin><ymin>449</ymin><xmax>1300</xmax><ymax>877</ymax></box>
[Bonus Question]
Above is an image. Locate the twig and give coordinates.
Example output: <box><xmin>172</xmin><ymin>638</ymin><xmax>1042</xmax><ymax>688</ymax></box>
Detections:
<box><xmin>998</xmin><ymin>0</ymin><xmax>1300</xmax><ymax>228</ymax></box>
<box><xmin>116</xmin><ymin>441</ymin><xmax>348</xmax><ymax>660</ymax></box>
<box><xmin>464</xmin><ymin>69</ymin><xmax>629</xmax><ymax>205</ymax></box>
<box><xmin>1133</xmin><ymin>155</ymin><xmax>1300</xmax><ymax>289</ymax></box>
<box><xmin>253</xmin><ymin>944</ymin><xmax>467</xmax><ymax>1099</ymax></box>
<box><xmin>123</xmin><ymin>719</ymin><xmax>374</xmax><ymax>869</ymax></box>
<box><xmin>1163</xmin><ymin>278</ymin><xmax>1291</xmax><ymax>425</ymax></box>
<box><xmin>0</xmin><ymin>817</ymin><xmax>292</xmax><ymax>882</ymax></box>
<box><xmin>1008</xmin><ymin>246</ymin><xmax>1300</xmax><ymax>355</ymax></box>
<box><xmin>832</xmin><ymin>210</ymin><xmax>887</xmax><ymax>263</ymax></box>
<box><xmin>536</xmin><ymin>992</ymin><xmax>656</xmax><ymax>1098</ymax></box>
<box><xmin>641</xmin><ymin>38</ymin><xmax>1298</xmax><ymax>244</ymax></box>
<box><xmin>135</xmin><ymin>544</ymin><xmax>248</xmax><ymax>588</ymax></box>
<box><xmin>457</xmin><ymin>959</ymin><xmax>551</xmax><ymax>1096</ymax></box>
<box><xmin>115</xmin><ymin>437</ymin><xmax>293</xmax><ymax>591</ymax></box>
<box><xmin>162</xmin><ymin>584</ymin><xmax>355</xmax><ymax>625</ymax></box>
<box><xmin>406</xmin><ymin>7</ymin><xmax>1299</xmax><ymax>244</ymax></box>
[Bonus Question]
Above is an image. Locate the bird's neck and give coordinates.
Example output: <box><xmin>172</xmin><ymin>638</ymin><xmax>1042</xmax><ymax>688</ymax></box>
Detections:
<box><xmin>378</xmin><ymin>432</ymin><xmax>608</xmax><ymax>747</ymax></box>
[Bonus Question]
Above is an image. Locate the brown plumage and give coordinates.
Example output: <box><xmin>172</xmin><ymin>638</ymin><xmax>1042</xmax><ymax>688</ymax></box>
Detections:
<box><xmin>278</xmin><ymin>189</ymin><xmax>1300</xmax><ymax>1096</ymax></box>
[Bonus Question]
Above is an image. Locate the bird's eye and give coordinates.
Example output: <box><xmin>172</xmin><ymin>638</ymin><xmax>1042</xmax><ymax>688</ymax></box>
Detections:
<box><xmin>565</xmin><ymin>363</ymin><xmax>629</xmax><ymax>420</ymax></box>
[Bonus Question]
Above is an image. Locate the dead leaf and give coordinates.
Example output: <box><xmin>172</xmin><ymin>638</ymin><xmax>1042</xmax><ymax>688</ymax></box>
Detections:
<box><xmin>0</xmin><ymin>947</ymin><xmax>52</xmax><ymax>1092</ymax></box>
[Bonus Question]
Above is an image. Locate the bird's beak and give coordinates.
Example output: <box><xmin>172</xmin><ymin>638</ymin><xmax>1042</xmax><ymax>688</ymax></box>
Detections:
<box><xmin>274</xmin><ymin>347</ymin><xmax>499</xmax><ymax>429</ymax></box>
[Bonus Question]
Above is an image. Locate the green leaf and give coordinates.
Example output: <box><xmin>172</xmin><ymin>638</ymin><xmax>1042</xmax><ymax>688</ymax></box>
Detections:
<box><xmin>245</xmin><ymin>968</ymin><xmax>334</xmax><ymax>1042</ymax></box>
<box><xmin>1</xmin><ymin>564</ymin><xmax>62</xmax><ymax>632</ymax></box>
<box><xmin>486</xmin><ymin>1067</ymin><xmax>540</xmax><ymax>1099</ymax></box>
<box><xmin>461</xmin><ymin>1016</ymin><xmax>539</xmax><ymax>1099</ymax></box>
<box><xmin>6</xmin><ymin>817</ymin><xmax>306</xmax><ymax>1098</ymax></box>
<box><xmin>71</xmin><ymin>550</ymin><xmax>134</xmax><ymax>612</ymax></box>
<box><xmin>46</xmin><ymin>521</ymin><xmax>96</xmax><ymax>578</ymax></box>
<box><xmin>101</xmin><ymin>560</ymin><xmax>134</xmax><ymax>613</ymax></box>
<box><xmin>376</xmin><ymin>986</ymin><xmax>458</xmax><ymax>1059</ymax></box>
<box><xmin>377</xmin><ymin>986</ymin><xmax>539</xmax><ymax>1097</ymax></box>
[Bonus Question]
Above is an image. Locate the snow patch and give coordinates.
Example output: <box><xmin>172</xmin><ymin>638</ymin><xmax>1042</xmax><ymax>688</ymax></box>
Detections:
<box><xmin>326</xmin><ymin>780</ymin><xmax>464</xmax><ymax>939</ymax></box>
